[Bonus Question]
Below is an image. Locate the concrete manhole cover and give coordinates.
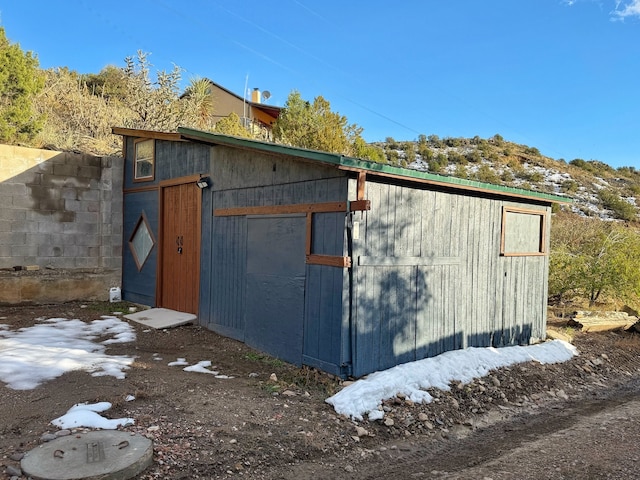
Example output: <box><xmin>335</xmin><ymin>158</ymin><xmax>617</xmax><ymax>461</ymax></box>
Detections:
<box><xmin>21</xmin><ymin>430</ymin><xmax>153</xmax><ymax>480</ymax></box>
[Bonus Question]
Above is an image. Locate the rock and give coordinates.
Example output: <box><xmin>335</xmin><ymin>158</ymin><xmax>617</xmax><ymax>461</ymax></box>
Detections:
<box><xmin>147</xmin><ymin>425</ymin><xmax>160</xmax><ymax>432</ymax></box>
<box><xmin>355</xmin><ymin>426</ymin><xmax>369</xmax><ymax>437</ymax></box>
<box><xmin>269</xmin><ymin>373</ymin><xmax>278</xmax><ymax>382</ymax></box>
<box><xmin>418</xmin><ymin>413</ymin><xmax>429</xmax><ymax>422</ymax></box>
<box><xmin>491</xmin><ymin>377</ymin><xmax>501</xmax><ymax>387</ymax></box>
<box><xmin>9</xmin><ymin>452</ymin><xmax>24</xmax><ymax>461</ymax></box>
<box><xmin>282</xmin><ymin>390</ymin><xmax>297</xmax><ymax>396</ymax></box>
<box><xmin>345</xmin><ymin>465</ymin><xmax>355</xmax><ymax>472</ymax></box>
<box><xmin>40</xmin><ymin>433</ymin><xmax>57</xmax><ymax>442</ymax></box>
<box><xmin>5</xmin><ymin>466</ymin><xmax>21</xmax><ymax>477</ymax></box>
<box><xmin>384</xmin><ymin>418</ymin><xmax>395</xmax><ymax>427</ymax></box>
<box><xmin>56</xmin><ymin>429</ymin><xmax>72</xmax><ymax>437</ymax></box>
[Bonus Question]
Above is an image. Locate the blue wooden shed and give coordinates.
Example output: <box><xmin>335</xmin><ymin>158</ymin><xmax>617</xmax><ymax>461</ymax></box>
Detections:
<box><xmin>113</xmin><ymin>127</ymin><xmax>567</xmax><ymax>378</ymax></box>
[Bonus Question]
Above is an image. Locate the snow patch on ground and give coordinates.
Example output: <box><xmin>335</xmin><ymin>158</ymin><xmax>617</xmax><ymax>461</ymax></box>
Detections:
<box><xmin>51</xmin><ymin>402</ymin><xmax>134</xmax><ymax>429</ymax></box>
<box><xmin>326</xmin><ymin>340</ymin><xmax>578</xmax><ymax>421</ymax></box>
<box><xmin>0</xmin><ymin>317</ymin><xmax>136</xmax><ymax>390</ymax></box>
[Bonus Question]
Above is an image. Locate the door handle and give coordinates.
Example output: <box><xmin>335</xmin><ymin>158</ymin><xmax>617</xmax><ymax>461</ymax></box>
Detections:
<box><xmin>177</xmin><ymin>236</ymin><xmax>183</xmax><ymax>254</ymax></box>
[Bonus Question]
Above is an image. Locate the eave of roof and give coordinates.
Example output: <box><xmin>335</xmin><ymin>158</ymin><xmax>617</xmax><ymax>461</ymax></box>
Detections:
<box><xmin>250</xmin><ymin>103</ymin><xmax>281</xmax><ymax>118</ymax></box>
<box><xmin>176</xmin><ymin>127</ymin><xmax>571</xmax><ymax>204</ymax></box>
<box><xmin>204</xmin><ymin>79</ymin><xmax>281</xmax><ymax>114</ymax></box>
<box><xmin>111</xmin><ymin>127</ymin><xmax>184</xmax><ymax>141</ymax></box>
<box><xmin>112</xmin><ymin>126</ymin><xmax>571</xmax><ymax>204</ymax></box>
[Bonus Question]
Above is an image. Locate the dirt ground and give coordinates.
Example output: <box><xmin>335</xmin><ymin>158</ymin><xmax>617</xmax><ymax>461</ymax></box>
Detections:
<box><xmin>2</xmin><ymin>301</ymin><xmax>640</xmax><ymax>479</ymax></box>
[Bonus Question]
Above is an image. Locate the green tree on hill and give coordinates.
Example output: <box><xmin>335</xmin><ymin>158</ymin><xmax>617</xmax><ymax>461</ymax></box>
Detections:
<box><xmin>273</xmin><ymin>90</ymin><xmax>384</xmax><ymax>161</ymax></box>
<box><xmin>214</xmin><ymin>112</ymin><xmax>252</xmax><ymax>138</ymax></box>
<box><xmin>550</xmin><ymin>214</ymin><xmax>640</xmax><ymax>308</ymax></box>
<box><xmin>0</xmin><ymin>27</ymin><xmax>45</xmax><ymax>143</ymax></box>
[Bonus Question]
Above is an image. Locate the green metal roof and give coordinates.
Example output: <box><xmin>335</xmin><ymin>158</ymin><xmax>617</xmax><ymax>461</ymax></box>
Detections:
<box><xmin>177</xmin><ymin>126</ymin><xmax>571</xmax><ymax>204</ymax></box>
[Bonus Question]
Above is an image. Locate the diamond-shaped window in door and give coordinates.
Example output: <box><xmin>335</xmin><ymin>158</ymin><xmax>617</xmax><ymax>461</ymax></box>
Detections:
<box><xmin>129</xmin><ymin>213</ymin><xmax>156</xmax><ymax>271</ymax></box>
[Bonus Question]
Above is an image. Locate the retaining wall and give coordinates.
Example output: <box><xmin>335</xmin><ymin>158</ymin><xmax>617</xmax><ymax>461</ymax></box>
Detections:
<box><xmin>0</xmin><ymin>145</ymin><xmax>123</xmax><ymax>304</ymax></box>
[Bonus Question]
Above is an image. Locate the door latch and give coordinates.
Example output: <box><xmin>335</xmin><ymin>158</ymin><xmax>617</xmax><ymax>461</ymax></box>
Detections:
<box><xmin>176</xmin><ymin>236</ymin><xmax>183</xmax><ymax>254</ymax></box>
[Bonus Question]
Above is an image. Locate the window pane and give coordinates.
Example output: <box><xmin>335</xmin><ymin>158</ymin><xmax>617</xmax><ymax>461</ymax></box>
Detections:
<box><xmin>131</xmin><ymin>217</ymin><xmax>154</xmax><ymax>268</ymax></box>
<box><xmin>137</xmin><ymin>159</ymin><xmax>153</xmax><ymax>178</ymax></box>
<box><xmin>135</xmin><ymin>139</ymin><xmax>154</xmax><ymax>179</ymax></box>
<box><xmin>503</xmin><ymin>210</ymin><xmax>543</xmax><ymax>254</ymax></box>
<box><xmin>136</xmin><ymin>139</ymin><xmax>153</xmax><ymax>160</ymax></box>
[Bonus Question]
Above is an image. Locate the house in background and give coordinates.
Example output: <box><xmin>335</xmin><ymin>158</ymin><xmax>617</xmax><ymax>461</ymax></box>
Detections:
<box><xmin>201</xmin><ymin>80</ymin><xmax>281</xmax><ymax>139</ymax></box>
<box><xmin>113</xmin><ymin>126</ymin><xmax>569</xmax><ymax>378</ymax></box>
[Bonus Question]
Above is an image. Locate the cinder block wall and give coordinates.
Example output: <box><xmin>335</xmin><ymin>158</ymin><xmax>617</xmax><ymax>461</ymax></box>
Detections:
<box><xmin>0</xmin><ymin>145</ymin><xmax>123</xmax><ymax>303</ymax></box>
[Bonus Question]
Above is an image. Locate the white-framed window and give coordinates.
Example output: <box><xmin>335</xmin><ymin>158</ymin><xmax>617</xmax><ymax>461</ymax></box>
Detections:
<box><xmin>134</xmin><ymin>138</ymin><xmax>155</xmax><ymax>181</ymax></box>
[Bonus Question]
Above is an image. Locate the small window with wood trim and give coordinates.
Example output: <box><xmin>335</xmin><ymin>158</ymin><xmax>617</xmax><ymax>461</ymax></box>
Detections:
<box><xmin>134</xmin><ymin>138</ymin><xmax>155</xmax><ymax>181</ymax></box>
<box><xmin>129</xmin><ymin>213</ymin><xmax>156</xmax><ymax>270</ymax></box>
<box><xmin>500</xmin><ymin>207</ymin><xmax>547</xmax><ymax>256</ymax></box>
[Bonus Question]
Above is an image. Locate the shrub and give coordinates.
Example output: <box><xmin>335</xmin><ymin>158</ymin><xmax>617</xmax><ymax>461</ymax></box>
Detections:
<box><xmin>491</xmin><ymin>134</ymin><xmax>504</xmax><ymax>146</ymax></box>
<box><xmin>386</xmin><ymin>149</ymin><xmax>400</xmax><ymax>165</ymax></box>
<box><xmin>550</xmin><ymin>214</ymin><xmax>640</xmax><ymax>307</ymax></box>
<box><xmin>403</xmin><ymin>142</ymin><xmax>416</xmax><ymax>163</ymax></box>
<box><xmin>428</xmin><ymin>155</ymin><xmax>447</xmax><ymax>173</ymax></box>
<box><xmin>474</xmin><ymin>164</ymin><xmax>500</xmax><ymax>184</ymax></box>
<box><xmin>466</xmin><ymin>150</ymin><xmax>483</xmax><ymax>163</ymax></box>
<box><xmin>453</xmin><ymin>164</ymin><xmax>467</xmax><ymax>179</ymax></box>
<box><xmin>385</xmin><ymin>137</ymin><xmax>398</xmax><ymax>149</ymax></box>
<box><xmin>500</xmin><ymin>169</ymin><xmax>514</xmax><ymax>183</ymax></box>
<box><xmin>448</xmin><ymin>151</ymin><xmax>467</xmax><ymax>165</ymax></box>
<box><xmin>418</xmin><ymin>145</ymin><xmax>433</xmax><ymax>161</ymax></box>
<box><xmin>524</xmin><ymin>146</ymin><xmax>540</xmax><ymax>156</ymax></box>
<box><xmin>597</xmin><ymin>189</ymin><xmax>637</xmax><ymax>221</ymax></box>
<box><xmin>522</xmin><ymin>170</ymin><xmax>544</xmax><ymax>183</ymax></box>
<box><xmin>561</xmin><ymin>180</ymin><xmax>579</xmax><ymax>195</ymax></box>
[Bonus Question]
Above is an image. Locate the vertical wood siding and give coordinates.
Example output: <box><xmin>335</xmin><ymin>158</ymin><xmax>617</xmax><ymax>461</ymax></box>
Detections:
<box><xmin>204</xmin><ymin>147</ymin><xmax>350</xmax><ymax>375</ymax></box>
<box><xmin>122</xmin><ymin>139</ymin><xmax>210</xmax><ymax>189</ymax></box>
<box><xmin>122</xmin><ymin>138</ymin><xmax>212</xmax><ymax>309</ymax></box>
<box><xmin>350</xmin><ymin>178</ymin><xmax>550</xmax><ymax>377</ymax></box>
<box><xmin>122</xmin><ymin>190</ymin><xmax>159</xmax><ymax>306</ymax></box>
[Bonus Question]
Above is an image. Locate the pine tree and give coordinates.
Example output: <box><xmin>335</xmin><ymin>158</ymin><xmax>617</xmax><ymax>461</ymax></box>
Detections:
<box><xmin>0</xmin><ymin>27</ymin><xmax>45</xmax><ymax>143</ymax></box>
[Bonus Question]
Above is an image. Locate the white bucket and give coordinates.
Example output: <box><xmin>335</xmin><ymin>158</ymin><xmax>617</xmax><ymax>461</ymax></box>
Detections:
<box><xmin>109</xmin><ymin>287</ymin><xmax>121</xmax><ymax>303</ymax></box>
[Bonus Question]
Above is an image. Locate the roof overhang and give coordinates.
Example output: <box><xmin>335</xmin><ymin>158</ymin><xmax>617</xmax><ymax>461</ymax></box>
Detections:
<box><xmin>249</xmin><ymin>103</ymin><xmax>281</xmax><ymax>119</ymax></box>
<box><xmin>112</xmin><ymin>126</ymin><xmax>572</xmax><ymax>205</ymax></box>
<box><xmin>111</xmin><ymin>127</ymin><xmax>184</xmax><ymax>142</ymax></box>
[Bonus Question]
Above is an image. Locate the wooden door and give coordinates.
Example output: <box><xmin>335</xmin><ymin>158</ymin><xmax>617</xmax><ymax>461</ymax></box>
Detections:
<box><xmin>160</xmin><ymin>182</ymin><xmax>201</xmax><ymax>314</ymax></box>
<box><xmin>245</xmin><ymin>215</ymin><xmax>306</xmax><ymax>366</ymax></box>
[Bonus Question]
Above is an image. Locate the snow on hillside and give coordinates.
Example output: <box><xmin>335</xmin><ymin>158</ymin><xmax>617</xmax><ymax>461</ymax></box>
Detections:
<box><xmin>383</xmin><ymin>143</ymin><xmax>635</xmax><ymax>222</ymax></box>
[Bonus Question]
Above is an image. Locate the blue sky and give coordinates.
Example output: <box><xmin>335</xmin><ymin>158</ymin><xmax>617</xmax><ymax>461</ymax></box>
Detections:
<box><xmin>1</xmin><ymin>0</ymin><xmax>639</xmax><ymax>168</ymax></box>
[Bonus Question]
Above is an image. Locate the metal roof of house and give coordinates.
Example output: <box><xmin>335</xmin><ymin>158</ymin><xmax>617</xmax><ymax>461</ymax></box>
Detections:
<box><xmin>112</xmin><ymin>126</ymin><xmax>571</xmax><ymax>204</ymax></box>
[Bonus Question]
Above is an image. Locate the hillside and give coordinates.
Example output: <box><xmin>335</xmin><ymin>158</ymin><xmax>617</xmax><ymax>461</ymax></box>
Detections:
<box><xmin>374</xmin><ymin>135</ymin><xmax>640</xmax><ymax>222</ymax></box>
